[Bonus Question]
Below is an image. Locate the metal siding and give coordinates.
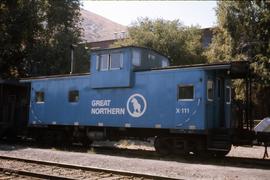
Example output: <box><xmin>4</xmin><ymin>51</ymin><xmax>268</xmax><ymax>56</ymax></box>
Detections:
<box><xmin>174</xmin><ymin>70</ymin><xmax>205</xmax><ymax>130</ymax></box>
<box><xmin>28</xmin><ymin>69</ymin><xmax>206</xmax><ymax>130</ymax></box>
<box><xmin>90</xmin><ymin>48</ymin><xmax>132</xmax><ymax>88</ymax></box>
<box><xmin>29</xmin><ymin>82</ymin><xmax>46</xmax><ymax>124</ymax></box>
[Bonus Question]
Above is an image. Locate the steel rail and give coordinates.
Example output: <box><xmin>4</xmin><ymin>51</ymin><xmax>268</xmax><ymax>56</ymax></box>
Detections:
<box><xmin>0</xmin><ymin>167</ymin><xmax>74</xmax><ymax>180</ymax></box>
<box><xmin>0</xmin><ymin>155</ymin><xmax>180</xmax><ymax>180</ymax></box>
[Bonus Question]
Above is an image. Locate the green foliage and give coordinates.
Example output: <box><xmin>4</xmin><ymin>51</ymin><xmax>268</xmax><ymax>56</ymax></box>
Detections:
<box><xmin>113</xmin><ymin>18</ymin><xmax>206</xmax><ymax>66</ymax></box>
<box><xmin>203</xmin><ymin>28</ymin><xmax>233</xmax><ymax>62</ymax></box>
<box><xmin>0</xmin><ymin>0</ymin><xmax>43</xmax><ymax>78</ymax></box>
<box><xmin>0</xmin><ymin>0</ymin><xmax>88</xmax><ymax>78</ymax></box>
<box><xmin>206</xmin><ymin>1</ymin><xmax>270</xmax><ymax>79</ymax></box>
<box><xmin>206</xmin><ymin>1</ymin><xmax>270</xmax><ymax>118</ymax></box>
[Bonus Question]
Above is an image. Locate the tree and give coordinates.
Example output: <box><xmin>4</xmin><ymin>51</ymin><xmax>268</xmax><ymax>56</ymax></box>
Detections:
<box><xmin>0</xmin><ymin>0</ymin><xmax>88</xmax><ymax>78</ymax></box>
<box><xmin>205</xmin><ymin>1</ymin><xmax>270</xmax><ymax>118</ymax></box>
<box><xmin>113</xmin><ymin>18</ymin><xmax>206</xmax><ymax>66</ymax></box>
<box><xmin>0</xmin><ymin>0</ymin><xmax>43</xmax><ymax>78</ymax></box>
<box><xmin>27</xmin><ymin>0</ymin><xmax>87</xmax><ymax>76</ymax></box>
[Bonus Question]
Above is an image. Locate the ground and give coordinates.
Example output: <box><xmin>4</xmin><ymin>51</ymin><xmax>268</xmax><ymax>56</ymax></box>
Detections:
<box><xmin>0</xmin><ymin>140</ymin><xmax>269</xmax><ymax>179</ymax></box>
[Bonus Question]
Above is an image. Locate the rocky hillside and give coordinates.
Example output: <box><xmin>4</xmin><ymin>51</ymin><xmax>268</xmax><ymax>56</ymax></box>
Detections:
<box><xmin>80</xmin><ymin>9</ymin><xmax>127</xmax><ymax>42</ymax></box>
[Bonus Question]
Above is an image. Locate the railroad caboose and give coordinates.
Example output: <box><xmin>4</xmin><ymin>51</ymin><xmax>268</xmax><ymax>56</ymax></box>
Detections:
<box><xmin>22</xmin><ymin>46</ymin><xmax>252</xmax><ymax>156</ymax></box>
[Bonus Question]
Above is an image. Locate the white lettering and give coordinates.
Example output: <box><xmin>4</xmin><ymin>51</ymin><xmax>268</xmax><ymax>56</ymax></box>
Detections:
<box><xmin>91</xmin><ymin>100</ymin><xmax>111</xmax><ymax>107</ymax></box>
<box><xmin>91</xmin><ymin>99</ymin><xmax>126</xmax><ymax>116</ymax></box>
<box><xmin>176</xmin><ymin>108</ymin><xmax>190</xmax><ymax>114</ymax></box>
<box><xmin>91</xmin><ymin>108</ymin><xmax>125</xmax><ymax>115</ymax></box>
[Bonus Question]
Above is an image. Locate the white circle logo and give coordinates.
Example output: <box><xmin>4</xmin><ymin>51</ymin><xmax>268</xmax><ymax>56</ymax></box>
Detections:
<box><xmin>127</xmin><ymin>94</ymin><xmax>147</xmax><ymax>118</ymax></box>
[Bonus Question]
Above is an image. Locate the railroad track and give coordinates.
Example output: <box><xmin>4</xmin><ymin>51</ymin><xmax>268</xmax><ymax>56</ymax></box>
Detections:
<box><xmin>0</xmin><ymin>167</ymin><xmax>72</xmax><ymax>179</ymax></box>
<box><xmin>1</xmin><ymin>140</ymin><xmax>269</xmax><ymax>170</ymax></box>
<box><xmin>0</xmin><ymin>155</ymin><xmax>179</xmax><ymax>180</ymax></box>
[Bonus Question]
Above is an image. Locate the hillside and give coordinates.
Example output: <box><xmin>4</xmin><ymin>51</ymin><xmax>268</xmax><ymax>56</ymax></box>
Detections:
<box><xmin>80</xmin><ymin>9</ymin><xmax>127</xmax><ymax>42</ymax></box>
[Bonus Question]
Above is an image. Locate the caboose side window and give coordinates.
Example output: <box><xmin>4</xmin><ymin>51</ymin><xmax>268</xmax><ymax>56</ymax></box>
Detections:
<box><xmin>226</xmin><ymin>86</ymin><xmax>231</xmax><ymax>104</ymax></box>
<box><xmin>161</xmin><ymin>59</ymin><xmax>169</xmax><ymax>67</ymax></box>
<box><xmin>207</xmin><ymin>80</ymin><xmax>214</xmax><ymax>101</ymax></box>
<box><xmin>69</xmin><ymin>90</ymin><xmax>79</xmax><ymax>102</ymax></box>
<box><xmin>99</xmin><ymin>54</ymin><xmax>109</xmax><ymax>71</ymax></box>
<box><xmin>110</xmin><ymin>53</ymin><xmax>123</xmax><ymax>70</ymax></box>
<box><xmin>148</xmin><ymin>53</ymin><xmax>156</xmax><ymax>61</ymax></box>
<box><xmin>35</xmin><ymin>91</ymin><xmax>44</xmax><ymax>103</ymax></box>
<box><xmin>178</xmin><ymin>85</ymin><xmax>194</xmax><ymax>100</ymax></box>
<box><xmin>132</xmin><ymin>50</ymin><xmax>141</xmax><ymax>67</ymax></box>
<box><xmin>98</xmin><ymin>53</ymin><xmax>123</xmax><ymax>71</ymax></box>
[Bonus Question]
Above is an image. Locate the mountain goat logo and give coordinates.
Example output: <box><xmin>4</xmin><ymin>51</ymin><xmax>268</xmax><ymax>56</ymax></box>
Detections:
<box><xmin>131</xmin><ymin>98</ymin><xmax>141</xmax><ymax>114</ymax></box>
<box><xmin>127</xmin><ymin>94</ymin><xmax>147</xmax><ymax>118</ymax></box>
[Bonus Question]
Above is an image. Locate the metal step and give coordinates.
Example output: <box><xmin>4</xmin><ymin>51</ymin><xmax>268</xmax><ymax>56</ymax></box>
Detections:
<box><xmin>207</xmin><ymin>148</ymin><xmax>229</xmax><ymax>151</ymax></box>
<box><xmin>208</xmin><ymin>130</ymin><xmax>231</xmax><ymax>150</ymax></box>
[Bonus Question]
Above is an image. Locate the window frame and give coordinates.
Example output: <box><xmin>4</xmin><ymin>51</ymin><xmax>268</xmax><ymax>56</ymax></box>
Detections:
<box><xmin>207</xmin><ymin>80</ymin><xmax>214</xmax><ymax>102</ymax></box>
<box><xmin>109</xmin><ymin>52</ymin><xmax>123</xmax><ymax>70</ymax></box>
<box><xmin>97</xmin><ymin>52</ymin><xmax>124</xmax><ymax>71</ymax></box>
<box><xmin>68</xmin><ymin>90</ymin><xmax>79</xmax><ymax>103</ymax></box>
<box><xmin>225</xmin><ymin>86</ymin><xmax>231</xmax><ymax>104</ymax></box>
<box><xmin>177</xmin><ymin>84</ymin><xmax>195</xmax><ymax>101</ymax></box>
<box><xmin>148</xmin><ymin>53</ymin><xmax>156</xmax><ymax>61</ymax></box>
<box><xmin>99</xmin><ymin>54</ymin><xmax>109</xmax><ymax>71</ymax></box>
<box><xmin>161</xmin><ymin>59</ymin><xmax>169</xmax><ymax>67</ymax></box>
<box><xmin>132</xmin><ymin>49</ymin><xmax>141</xmax><ymax>67</ymax></box>
<box><xmin>35</xmin><ymin>91</ymin><xmax>45</xmax><ymax>103</ymax></box>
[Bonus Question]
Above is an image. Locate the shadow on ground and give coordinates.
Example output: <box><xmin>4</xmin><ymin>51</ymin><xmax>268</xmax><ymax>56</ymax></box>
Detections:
<box><xmin>0</xmin><ymin>139</ymin><xmax>269</xmax><ymax>170</ymax></box>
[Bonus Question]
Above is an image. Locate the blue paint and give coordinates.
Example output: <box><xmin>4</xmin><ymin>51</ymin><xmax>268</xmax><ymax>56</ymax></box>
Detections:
<box><xmin>90</xmin><ymin>48</ymin><xmax>133</xmax><ymax>88</ymax></box>
<box><xmin>25</xmin><ymin>46</ymin><xmax>232</xmax><ymax>132</ymax></box>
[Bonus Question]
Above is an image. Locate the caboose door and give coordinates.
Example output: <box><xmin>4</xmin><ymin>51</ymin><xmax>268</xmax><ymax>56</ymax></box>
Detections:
<box><xmin>206</xmin><ymin>76</ymin><xmax>226</xmax><ymax>129</ymax></box>
<box><xmin>215</xmin><ymin>78</ymin><xmax>231</xmax><ymax>128</ymax></box>
<box><xmin>215</xmin><ymin>78</ymin><xmax>225</xmax><ymax>128</ymax></box>
<box><xmin>224</xmin><ymin>79</ymin><xmax>231</xmax><ymax>128</ymax></box>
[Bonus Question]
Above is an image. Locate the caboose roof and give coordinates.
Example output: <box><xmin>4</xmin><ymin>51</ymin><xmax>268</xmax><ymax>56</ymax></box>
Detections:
<box><xmin>0</xmin><ymin>79</ymin><xmax>19</xmax><ymax>84</ymax></box>
<box><xmin>20</xmin><ymin>45</ymin><xmax>249</xmax><ymax>82</ymax></box>
<box><xmin>20</xmin><ymin>73</ymin><xmax>90</xmax><ymax>82</ymax></box>
<box><xmin>20</xmin><ymin>60</ymin><xmax>248</xmax><ymax>82</ymax></box>
<box><xmin>0</xmin><ymin>79</ymin><xmax>29</xmax><ymax>86</ymax></box>
<box><xmin>137</xmin><ymin>60</ymin><xmax>249</xmax><ymax>78</ymax></box>
<box><xmin>91</xmin><ymin>45</ymin><xmax>168</xmax><ymax>58</ymax></box>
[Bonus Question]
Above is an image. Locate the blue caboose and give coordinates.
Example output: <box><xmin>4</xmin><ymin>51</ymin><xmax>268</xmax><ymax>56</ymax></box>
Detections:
<box><xmin>23</xmin><ymin>46</ymin><xmax>249</xmax><ymax>155</ymax></box>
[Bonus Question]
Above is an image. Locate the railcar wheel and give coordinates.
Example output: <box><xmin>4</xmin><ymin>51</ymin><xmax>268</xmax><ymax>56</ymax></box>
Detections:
<box><xmin>81</xmin><ymin>138</ymin><xmax>93</xmax><ymax>148</ymax></box>
<box><xmin>211</xmin><ymin>144</ymin><xmax>231</xmax><ymax>157</ymax></box>
<box><xmin>154</xmin><ymin>137</ymin><xmax>173</xmax><ymax>156</ymax></box>
<box><xmin>198</xmin><ymin>150</ymin><xmax>230</xmax><ymax>158</ymax></box>
<box><xmin>203</xmin><ymin>147</ymin><xmax>231</xmax><ymax>157</ymax></box>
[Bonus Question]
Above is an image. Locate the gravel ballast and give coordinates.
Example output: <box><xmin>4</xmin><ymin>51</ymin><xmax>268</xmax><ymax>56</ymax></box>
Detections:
<box><xmin>0</xmin><ymin>143</ymin><xmax>269</xmax><ymax>180</ymax></box>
